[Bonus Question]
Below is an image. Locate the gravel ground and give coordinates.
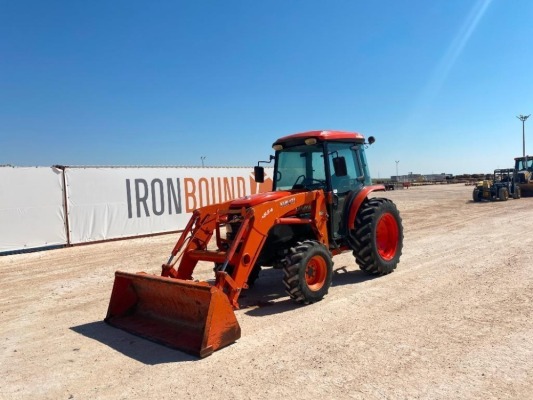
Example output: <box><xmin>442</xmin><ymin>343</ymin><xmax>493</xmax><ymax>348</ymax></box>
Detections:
<box><xmin>1</xmin><ymin>184</ymin><xmax>532</xmax><ymax>400</ymax></box>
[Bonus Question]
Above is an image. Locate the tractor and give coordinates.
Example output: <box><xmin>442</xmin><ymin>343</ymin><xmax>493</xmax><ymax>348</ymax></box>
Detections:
<box><xmin>472</xmin><ymin>168</ymin><xmax>521</xmax><ymax>202</ymax></box>
<box><xmin>105</xmin><ymin>130</ymin><xmax>404</xmax><ymax>357</ymax></box>
<box><xmin>514</xmin><ymin>155</ymin><xmax>533</xmax><ymax>196</ymax></box>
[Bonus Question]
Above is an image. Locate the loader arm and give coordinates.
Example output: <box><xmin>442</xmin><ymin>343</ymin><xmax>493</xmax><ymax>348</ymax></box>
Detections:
<box><xmin>221</xmin><ymin>189</ymin><xmax>329</xmax><ymax>307</ymax></box>
<box><xmin>162</xmin><ymin>199</ymin><xmax>235</xmax><ymax>280</ymax></box>
<box><xmin>167</xmin><ymin>190</ymin><xmax>329</xmax><ymax>308</ymax></box>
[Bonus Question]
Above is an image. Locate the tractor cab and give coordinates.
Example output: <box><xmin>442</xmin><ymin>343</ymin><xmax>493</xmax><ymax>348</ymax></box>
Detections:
<box><xmin>255</xmin><ymin>130</ymin><xmax>375</xmax><ymax>244</ymax></box>
<box><xmin>515</xmin><ymin>156</ymin><xmax>533</xmax><ymax>173</ymax></box>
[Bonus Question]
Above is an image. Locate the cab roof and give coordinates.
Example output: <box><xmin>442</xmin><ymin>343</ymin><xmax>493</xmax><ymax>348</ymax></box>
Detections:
<box><xmin>273</xmin><ymin>130</ymin><xmax>365</xmax><ymax>147</ymax></box>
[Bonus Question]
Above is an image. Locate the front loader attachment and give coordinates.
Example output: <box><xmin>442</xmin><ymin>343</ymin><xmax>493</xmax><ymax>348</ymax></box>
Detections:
<box><xmin>105</xmin><ymin>271</ymin><xmax>241</xmax><ymax>358</ymax></box>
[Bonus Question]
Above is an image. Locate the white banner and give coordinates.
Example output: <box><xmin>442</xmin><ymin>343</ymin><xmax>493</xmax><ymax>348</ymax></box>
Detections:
<box><xmin>0</xmin><ymin>167</ymin><xmax>67</xmax><ymax>253</ymax></box>
<box><xmin>65</xmin><ymin>167</ymin><xmax>273</xmax><ymax>244</ymax></box>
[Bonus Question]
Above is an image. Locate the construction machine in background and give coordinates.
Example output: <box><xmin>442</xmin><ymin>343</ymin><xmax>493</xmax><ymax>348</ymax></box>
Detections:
<box><xmin>514</xmin><ymin>155</ymin><xmax>533</xmax><ymax>196</ymax></box>
<box><xmin>105</xmin><ymin>130</ymin><xmax>404</xmax><ymax>357</ymax></box>
<box><xmin>472</xmin><ymin>168</ymin><xmax>521</xmax><ymax>202</ymax></box>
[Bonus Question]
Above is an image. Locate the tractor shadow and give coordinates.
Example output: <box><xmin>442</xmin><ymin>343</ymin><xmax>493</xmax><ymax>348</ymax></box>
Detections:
<box><xmin>331</xmin><ymin>265</ymin><xmax>378</xmax><ymax>287</ymax></box>
<box><xmin>240</xmin><ymin>265</ymin><xmax>377</xmax><ymax>317</ymax></box>
<box><xmin>70</xmin><ymin>322</ymin><xmax>197</xmax><ymax>364</ymax></box>
<box><xmin>238</xmin><ymin>268</ymin><xmax>294</xmax><ymax>316</ymax></box>
<box><xmin>70</xmin><ymin>266</ymin><xmax>377</xmax><ymax>362</ymax></box>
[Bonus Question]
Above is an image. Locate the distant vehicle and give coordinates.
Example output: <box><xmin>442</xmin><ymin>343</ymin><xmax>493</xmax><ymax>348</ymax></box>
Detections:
<box><xmin>383</xmin><ymin>182</ymin><xmax>410</xmax><ymax>190</ymax></box>
<box><xmin>472</xmin><ymin>168</ymin><xmax>521</xmax><ymax>202</ymax></box>
<box><xmin>514</xmin><ymin>156</ymin><xmax>533</xmax><ymax>196</ymax></box>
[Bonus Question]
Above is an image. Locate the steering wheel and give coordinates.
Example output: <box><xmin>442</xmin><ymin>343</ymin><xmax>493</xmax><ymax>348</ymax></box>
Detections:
<box><xmin>293</xmin><ymin>175</ymin><xmax>306</xmax><ymax>187</ymax></box>
<box><xmin>292</xmin><ymin>175</ymin><xmax>326</xmax><ymax>190</ymax></box>
<box><xmin>306</xmin><ymin>178</ymin><xmax>327</xmax><ymax>189</ymax></box>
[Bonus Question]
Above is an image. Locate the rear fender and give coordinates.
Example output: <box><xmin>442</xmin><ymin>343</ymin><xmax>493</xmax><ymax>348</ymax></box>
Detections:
<box><xmin>347</xmin><ymin>185</ymin><xmax>385</xmax><ymax>230</ymax></box>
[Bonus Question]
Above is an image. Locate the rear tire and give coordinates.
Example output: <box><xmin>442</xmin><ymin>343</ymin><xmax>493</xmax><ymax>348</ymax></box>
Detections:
<box><xmin>498</xmin><ymin>188</ymin><xmax>509</xmax><ymax>201</ymax></box>
<box><xmin>282</xmin><ymin>240</ymin><xmax>333</xmax><ymax>304</ymax></box>
<box><xmin>351</xmin><ymin>198</ymin><xmax>403</xmax><ymax>275</ymax></box>
<box><xmin>513</xmin><ymin>187</ymin><xmax>521</xmax><ymax>199</ymax></box>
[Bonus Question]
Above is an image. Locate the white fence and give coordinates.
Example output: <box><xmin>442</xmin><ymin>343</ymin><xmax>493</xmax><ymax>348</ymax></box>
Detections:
<box><xmin>0</xmin><ymin>166</ymin><xmax>273</xmax><ymax>254</ymax></box>
<box><xmin>0</xmin><ymin>167</ymin><xmax>67</xmax><ymax>253</ymax></box>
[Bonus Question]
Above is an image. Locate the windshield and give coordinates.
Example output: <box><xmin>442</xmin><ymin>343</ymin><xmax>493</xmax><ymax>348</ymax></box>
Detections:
<box><xmin>274</xmin><ymin>141</ymin><xmax>369</xmax><ymax>191</ymax></box>
<box><xmin>275</xmin><ymin>144</ymin><xmax>326</xmax><ymax>190</ymax></box>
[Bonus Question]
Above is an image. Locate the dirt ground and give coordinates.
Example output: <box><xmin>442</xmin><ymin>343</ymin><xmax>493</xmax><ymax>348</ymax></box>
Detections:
<box><xmin>1</xmin><ymin>184</ymin><xmax>532</xmax><ymax>400</ymax></box>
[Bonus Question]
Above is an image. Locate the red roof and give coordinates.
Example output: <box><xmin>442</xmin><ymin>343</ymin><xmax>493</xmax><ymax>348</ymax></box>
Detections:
<box><xmin>274</xmin><ymin>130</ymin><xmax>365</xmax><ymax>144</ymax></box>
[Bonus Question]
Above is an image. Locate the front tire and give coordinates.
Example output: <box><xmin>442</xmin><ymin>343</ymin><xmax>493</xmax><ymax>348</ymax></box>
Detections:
<box><xmin>282</xmin><ymin>240</ymin><xmax>333</xmax><ymax>304</ymax></box>
<box><xmin>473</xmin><ymin>188</ymin><xmax>481</xmax><ymax>202</ymax></box>
<box><xmin>351</xmin><ymin>198</ymin><xmax>403</xmax><ymax>275</ymax></box>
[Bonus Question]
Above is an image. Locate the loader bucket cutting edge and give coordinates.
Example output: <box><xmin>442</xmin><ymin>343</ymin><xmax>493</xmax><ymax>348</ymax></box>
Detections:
<box><xmin>105</xmin><ymin>271</ymin><xmax>241</xmax><ymax>358</ymax></box>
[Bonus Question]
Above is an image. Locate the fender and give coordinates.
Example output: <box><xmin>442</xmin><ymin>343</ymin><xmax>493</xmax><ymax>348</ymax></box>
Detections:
<box><xmin>347</xmin><ymin>184</ymin><xmax>385</xmax><ymax>230</ymax></box>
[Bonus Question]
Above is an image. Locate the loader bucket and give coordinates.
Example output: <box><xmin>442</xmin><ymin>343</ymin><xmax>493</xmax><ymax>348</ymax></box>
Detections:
<box><xmin>105</xmin><ymin>271</ymin><xmax>241</xmax><ymax>358</ymax></box>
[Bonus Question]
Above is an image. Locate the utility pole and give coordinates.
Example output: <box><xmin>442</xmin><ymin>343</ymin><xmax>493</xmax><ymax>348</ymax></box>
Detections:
<box><xmin>517</xmin><ymin>114</ymin><xmax>530</xmax><ymax>157</ymax></box>
<box><xmin>395</xmin><ymin>160</ymin><xmax>399</xmax><ymax>182</ymax></box>
<box><xmin>200</xmin><ymin>156</ymin><xmax>206</xmax><ymax>167</ymax></box>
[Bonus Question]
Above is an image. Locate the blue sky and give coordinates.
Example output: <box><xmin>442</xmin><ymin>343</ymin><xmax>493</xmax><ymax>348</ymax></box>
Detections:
<box><xmin>1</xmin><ymin>0</ymin><xmax>532</xmax><ymax>177</ymax></box>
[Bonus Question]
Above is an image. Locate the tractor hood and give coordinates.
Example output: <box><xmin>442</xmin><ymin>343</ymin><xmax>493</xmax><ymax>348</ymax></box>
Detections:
<box><xmin>230</xmin><ymin>191</ymin><xmax>292</xmax><ymax>208</ymax></box>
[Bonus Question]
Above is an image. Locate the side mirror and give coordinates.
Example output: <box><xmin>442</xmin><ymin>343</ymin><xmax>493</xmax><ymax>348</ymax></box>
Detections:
<box><xmin>368</xmin><ymin>136</ymin><xmax>375</xmax><ymax>145</ymax></box>
<box><xmin>333</xmin><ymin>156</ymin><xmax>348</xmax><ymax>177</ymax></box>
<box><xmin>254</xmin><ymin>155</ymin><xmax>274</xmax><ymax>183</ymax></box>
<box><xmin>254</xmin><ymin>166</ymin><xmax>265</xmax><ymax>183</ymax></box>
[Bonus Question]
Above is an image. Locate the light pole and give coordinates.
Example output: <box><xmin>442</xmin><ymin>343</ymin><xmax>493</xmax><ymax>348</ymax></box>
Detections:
<box><xmin>517</xmin><ymin>114</ymin><xmax>530</xmax><ymax>157</ymax></box>
<box><xmin>200</xmin><ymin>156</ymin><xmax>206</xmax><ymax>167</ymax></box>
<box><xmin>395</xmin><ymin>160</ymin><xmax>399</xmax><ymax>182</ymax></box>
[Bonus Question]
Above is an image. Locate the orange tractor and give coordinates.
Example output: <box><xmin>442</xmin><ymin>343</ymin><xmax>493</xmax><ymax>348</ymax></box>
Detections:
<box><xmin>105</xmin><ymin>130</ymin><xmax>403</xmax><ymax>357</ymax></box>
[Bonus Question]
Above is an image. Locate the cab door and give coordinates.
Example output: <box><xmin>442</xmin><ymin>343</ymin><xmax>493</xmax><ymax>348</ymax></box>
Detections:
<box><xmin>327</xmin><ymin>143</ymin><xmax>365</xmax><ymax>240</ymax></box>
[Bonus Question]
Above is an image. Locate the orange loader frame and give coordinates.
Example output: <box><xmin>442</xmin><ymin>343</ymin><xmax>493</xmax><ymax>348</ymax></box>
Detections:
<box><xmin>162</xmin><ymin>189</ymin><xmax>329</xmax><ymax>308</ymax></box>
